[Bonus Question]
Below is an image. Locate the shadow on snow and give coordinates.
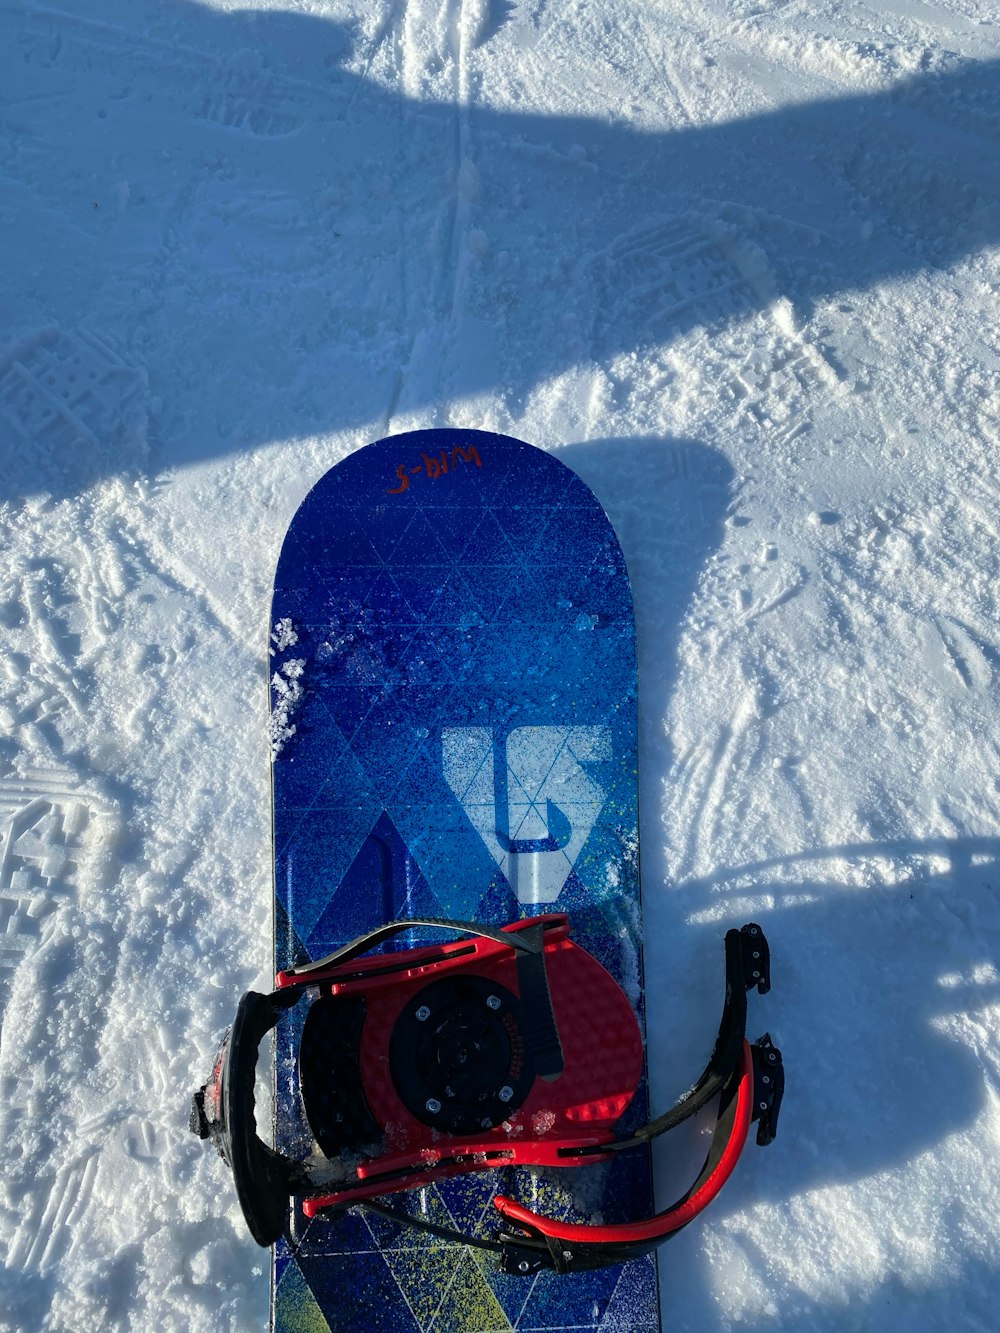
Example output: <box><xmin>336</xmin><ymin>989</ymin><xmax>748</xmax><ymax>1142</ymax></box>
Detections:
<box><xmin>1</xmin><ymin>1</ymin><xmax>999</xmax><ymax>498</ymax></box>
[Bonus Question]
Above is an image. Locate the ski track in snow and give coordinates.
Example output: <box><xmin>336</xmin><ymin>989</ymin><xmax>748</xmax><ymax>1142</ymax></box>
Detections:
<box><xmin>2</xmin><ymin>0</ymin><xmax>1000</xmax><ymax>1328</ymax></box>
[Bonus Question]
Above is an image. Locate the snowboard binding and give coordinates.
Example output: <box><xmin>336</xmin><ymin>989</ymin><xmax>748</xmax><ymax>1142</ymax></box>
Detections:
<box><xmin>191</xmin><ymin>914</ymin><xmax>782</xmax><ymax>1274</ymax></box>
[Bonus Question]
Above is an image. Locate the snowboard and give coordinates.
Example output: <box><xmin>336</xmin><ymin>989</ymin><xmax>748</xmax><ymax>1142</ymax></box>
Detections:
<box><xmin>268</xmin><ymin>427</ymin><xmax>660</xmax><ymax>1332</ymax></box>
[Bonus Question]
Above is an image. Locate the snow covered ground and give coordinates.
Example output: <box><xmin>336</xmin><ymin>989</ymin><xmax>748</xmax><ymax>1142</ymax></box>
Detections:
<box><xmin>2</xmin><ymin>0</ymin><xmax>1000</xmax><ymax>1329</ymax></box>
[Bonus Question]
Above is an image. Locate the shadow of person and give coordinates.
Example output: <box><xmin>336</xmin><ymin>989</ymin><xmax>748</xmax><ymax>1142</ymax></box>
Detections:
<box><xmin>2</xmin><ymin>1</ymin><xmax>999</xmax><ymax>500</ymax></box>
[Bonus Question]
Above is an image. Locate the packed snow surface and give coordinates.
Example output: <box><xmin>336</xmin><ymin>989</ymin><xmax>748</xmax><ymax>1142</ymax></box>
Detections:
<box><xmin>2</xmin><ymin>0</ymin><xmax>1000</xmax><ymax>1329</ymax></box>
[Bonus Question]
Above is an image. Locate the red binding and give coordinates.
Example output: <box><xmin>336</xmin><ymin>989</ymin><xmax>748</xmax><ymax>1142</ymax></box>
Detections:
<box><xmin>191</xmin><ymin>911</ymin><xmax>783</xmax><ymax>1272</ymax></box>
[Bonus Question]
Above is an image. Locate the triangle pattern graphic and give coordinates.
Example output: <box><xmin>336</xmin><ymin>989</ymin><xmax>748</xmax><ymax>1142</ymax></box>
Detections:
<box><xmin>273</xmin><ymin>1258</ymin><xmax>334</xmax><ymax>1333</ymax></box>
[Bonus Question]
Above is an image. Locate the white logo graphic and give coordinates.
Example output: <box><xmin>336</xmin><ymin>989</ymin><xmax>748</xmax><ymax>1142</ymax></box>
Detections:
<box><xmin>442</xmin><ymin>725</ymin><xmax>610</xmax><ymax>904</ymax></box>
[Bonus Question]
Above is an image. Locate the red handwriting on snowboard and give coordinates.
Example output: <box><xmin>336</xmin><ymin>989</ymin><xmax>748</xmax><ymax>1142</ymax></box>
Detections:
<box><xmin>387</xmin><ymin>445</ymin><xmax>483</xmax><ymax>494</ymax></box>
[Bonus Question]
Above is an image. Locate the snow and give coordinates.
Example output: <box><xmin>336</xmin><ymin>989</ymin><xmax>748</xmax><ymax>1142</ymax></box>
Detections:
<box><xmin>1</xmin><ymin>0</ymin><xmax>999</xmax><ymax>1329</ymax></box>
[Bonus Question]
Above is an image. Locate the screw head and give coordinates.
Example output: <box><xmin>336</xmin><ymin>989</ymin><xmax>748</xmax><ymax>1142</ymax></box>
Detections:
<box><xmin>426</xmin><ymin>1098</ymin><xmax>442</xmax><ymax>1114</ymax></box>
<box><xmin>486</xmin><ymin>995</ymin><xmax>501</xmax><ymax>1011</ymax></box>
<box><xmin>416</xmin><ymin>1005</ymin><xmax>431</xmax><ymax>1022</ymax></box>
<box><xmin>499</xmin><ymin>1085</ymin><xmax>514</xmax><ymax>1103</ymax></box>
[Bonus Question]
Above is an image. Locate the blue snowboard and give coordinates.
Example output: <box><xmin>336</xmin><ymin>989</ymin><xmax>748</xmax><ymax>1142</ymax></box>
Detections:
<box><xmin>268</xmin><ymin>428</ymin><xmax>660</xmax><ymax>1332</ymax></box>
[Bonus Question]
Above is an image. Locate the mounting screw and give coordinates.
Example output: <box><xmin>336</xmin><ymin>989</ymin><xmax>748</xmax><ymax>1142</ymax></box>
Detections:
<box><xmin>416</xmin><ymin>1006</ymin><xmax>431</xmax><ymax>1022</ymax></box>
<box><xmin>518</xmin><ymin>1261</ymin><xmax>531</xmax><ymax>1273</ymax></box>
<box><xmin>426</xmin><ymin>1098</ymin><xmax>442</xmax><ymax>1114</ymax></box>
<box><xmin>499</xmin><ymin>1085</ymin><xmax>514</xmax><ymax>1103</ymax></box>
<box><xmin>486</xmin><ymin>995</ymin><xmax>501</xmax><ymax>1011</ymax></box>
